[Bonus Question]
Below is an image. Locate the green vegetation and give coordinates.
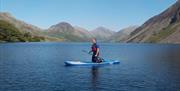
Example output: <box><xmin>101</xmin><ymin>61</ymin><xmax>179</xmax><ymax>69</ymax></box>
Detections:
<box><xmin>147</xmin><ymin>23</ymin><xmax>180</xmax><ymax>43</ymax></box>
<box><xmin>0</xmin><ymin>20</ymin><xmax>45</xmax><ymax>42</ymax></box>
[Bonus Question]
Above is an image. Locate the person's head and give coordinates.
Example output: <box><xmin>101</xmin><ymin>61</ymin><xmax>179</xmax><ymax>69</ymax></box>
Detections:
<box><xmin>91</xmin><ymin>38</ymin><xmax>97</xmax><ymax>44</ymax></box>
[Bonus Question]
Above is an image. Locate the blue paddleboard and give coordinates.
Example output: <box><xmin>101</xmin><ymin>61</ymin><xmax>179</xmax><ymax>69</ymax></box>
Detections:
<box><xmin>64</xmin><ymin>60</ymin><xmax>120</xmax><ymax>66</ymax></box>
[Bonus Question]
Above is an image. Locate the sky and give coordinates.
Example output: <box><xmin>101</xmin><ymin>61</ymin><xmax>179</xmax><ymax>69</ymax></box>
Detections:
<box><xmin>0</xmin><ymin>0</ymin><xmax>177</xmax><ymax>31</ymax></box>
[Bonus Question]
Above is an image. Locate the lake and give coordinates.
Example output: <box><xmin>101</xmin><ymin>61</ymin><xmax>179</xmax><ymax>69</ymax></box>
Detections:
<box><xmin>0</xmin><ymin>42</ymin><xmax>180</xmax><ymax>91</ymax></box>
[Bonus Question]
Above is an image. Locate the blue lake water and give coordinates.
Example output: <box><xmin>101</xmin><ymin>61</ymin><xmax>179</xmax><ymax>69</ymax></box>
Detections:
<box><xmin>0</xmin><ymin>42</ymin><xmax>180</xmax><ymax>91</ymax></box>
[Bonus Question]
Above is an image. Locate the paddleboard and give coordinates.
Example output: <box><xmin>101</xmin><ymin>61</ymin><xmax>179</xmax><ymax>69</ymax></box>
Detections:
<box><xmin>64</xmin><ymin>60</ymin><xmax>120</xmax><ymax>66</ymax></box>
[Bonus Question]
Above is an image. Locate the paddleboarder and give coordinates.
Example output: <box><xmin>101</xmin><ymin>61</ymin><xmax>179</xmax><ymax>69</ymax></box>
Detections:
<box><xmin>89</xmin><ymin>38</ymin><xmax>102</xmax><ymax>63</ymax></box>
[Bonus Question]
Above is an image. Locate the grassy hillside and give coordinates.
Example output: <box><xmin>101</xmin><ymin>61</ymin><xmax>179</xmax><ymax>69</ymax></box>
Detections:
<box><xmin>0</xmin><ymin>20</ymin><xmax>45</xmax><ymax>42</ymax></box>
<box><xmin>147</xmin><ymin>23</ymin><xmax>180</xmax><ymax>43</ymax></box>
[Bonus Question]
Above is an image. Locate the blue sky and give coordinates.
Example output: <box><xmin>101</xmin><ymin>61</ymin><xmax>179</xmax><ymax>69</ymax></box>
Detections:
<box><xmin>0</xmin><ymin>0</ymin><xmax>177</xmax><ymax>31</ymax></box>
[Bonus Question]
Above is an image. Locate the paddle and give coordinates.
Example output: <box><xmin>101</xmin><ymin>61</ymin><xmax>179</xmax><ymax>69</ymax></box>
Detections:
<box><xmin>82</xmin><ymin>50</ymin><xmax>105</xmax><ymax>61</ymax></box>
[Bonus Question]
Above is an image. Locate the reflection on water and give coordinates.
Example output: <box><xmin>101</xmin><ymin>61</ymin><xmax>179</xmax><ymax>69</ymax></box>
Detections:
<box><xmin>91</xmin><ymin>66</ymin><xmax>99</xmax><ymax>90</ymax></box>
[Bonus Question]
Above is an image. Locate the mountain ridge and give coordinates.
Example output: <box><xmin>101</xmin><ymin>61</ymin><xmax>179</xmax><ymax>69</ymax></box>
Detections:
<box><xmin>127</xmin><ymin>1</ymin><xmax>180</xmax><ymax>43</ymax></box>
<box><xmin>47</xmin><ymin>22</ymin><xmax>116</xmax><ymax>41</ymax></box>
<box><xmin>109</xmin><ymin>26</ymin><xmax>138</xmax><ymax>42</ymax></box>
<box><xmin>91</xmin><ymin>26</ymin><xmax>115</xmax><ymax>41</ymax></box>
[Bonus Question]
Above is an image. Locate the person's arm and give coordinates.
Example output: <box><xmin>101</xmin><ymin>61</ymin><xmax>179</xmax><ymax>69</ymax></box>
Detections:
<box><xmin>95</xmin><ymin>48</ymin><xmax>99</xmax><ymax>56</ymax></box>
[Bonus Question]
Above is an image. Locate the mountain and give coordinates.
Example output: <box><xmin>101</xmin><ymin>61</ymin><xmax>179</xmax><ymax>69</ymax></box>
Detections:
<box><xmin>73</xmin><ymin>26</ymin><xmax>93</xmax><ymax>39</ymax></box>
<box><xmin>109</xmin><ymin>26</ymin><xmax>138</xmax><ymax>42</ymax></box>
<box><xmin>127</xmin><ymin>1</ymin><xmax>180</xmax><ymax>44</ymax></box>
<box><xmin>0</xmin><ymin>12</ymin><xmax>42</xmax><ymax>35</ymax></box>
<box><xmin>119</xmin><ymin>26</ymin><xmax>139</xmax><ymax>35</ymax></box>
<box><xmin>47</xmin><ymin>22</ymin><xmax>92</xmax><ymax>41</ymax></box>
<box><xmin>47</xmin><ymin>22</ymin><xmax>116</xmax><ymax>42</ymax></box>
<box><xmin>48</xmin><ymin>22</ymin><xmax>74</xmax><ymax>34</ymax></box>
<box><xmin>0</xmin><ymin>20</ymin><xmax>45</xmax><ymax>42</ymax></box>
<box><xmin>91</xmin><ymin>27</ymin><xmax>115</xmax><ymax>41</ymax></box>
<box><xmin>0</xmin><ymin>12</ymin><xmax>63</xmax><ymax>42</ymax></box>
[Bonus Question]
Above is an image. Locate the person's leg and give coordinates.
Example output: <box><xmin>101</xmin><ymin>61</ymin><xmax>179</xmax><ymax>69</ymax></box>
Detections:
<box><xmin>92</xmin><ymin>55</ymin><xmax>96</xmax><ymax>63</ymax></box>
<box><xmin>96</xmin><ymin>56</ymin><xmax>103</xmax><ymax>63</ymax></box>
<box><xmin>94</xmin><ymin>56</ymin><xmax>99</xmax><ymax>63</ymax></box>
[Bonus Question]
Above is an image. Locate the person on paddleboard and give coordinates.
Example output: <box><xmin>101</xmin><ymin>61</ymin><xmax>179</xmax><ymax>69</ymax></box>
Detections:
<box><xmin>89</xmin><ymin>38</ymin><xmax>102</xmax><ymax>63</ymax></box>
